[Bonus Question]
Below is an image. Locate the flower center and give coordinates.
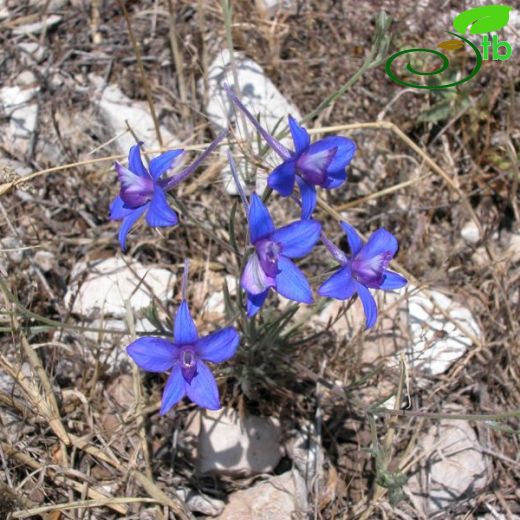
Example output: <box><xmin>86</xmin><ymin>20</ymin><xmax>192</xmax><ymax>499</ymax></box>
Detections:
<box><xmin>352</xmin><ymin>252</ymin><xmax>392</xmax><ymax>288</ymax></box>
<box><xmin>256</xmin><ymin>239</ymin><xmax>282</xmax><ymax>277</ymax></box>
<box><xmin>180</xmin><ymin>346</ymin><xmax>197</xmax><ymax>384</ymax></box>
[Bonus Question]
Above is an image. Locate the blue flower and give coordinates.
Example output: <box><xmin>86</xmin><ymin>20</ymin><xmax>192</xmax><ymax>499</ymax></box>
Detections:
<box><xmin>225</xmin><ymin>86</ymin><xmax>356</xmax><ymax>219</ymax></box>
<box><xmin>127</xmin><ymin>300</ymin><xmax>239</xmax><ymax>413</ymax></box>
<box><xmin>241</xmin><ymin>193</ymin><xmax>321</xmax><ymax>316</ymax></box>
<box><xmin>110</xmin><ymin>132</ymin><xmax>226</xmax><ymax>251</ymax></box>
<box><xmin>318</xmin><ymin>222</ymin><xmax>407</xmax><ymax>329</ymax></box>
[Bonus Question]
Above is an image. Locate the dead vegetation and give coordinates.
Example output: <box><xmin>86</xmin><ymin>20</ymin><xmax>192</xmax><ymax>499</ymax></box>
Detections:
<box><xmin>0</xmin><ymin>0</ymin><xmax>519</xmax><ymax>518</ymax></box>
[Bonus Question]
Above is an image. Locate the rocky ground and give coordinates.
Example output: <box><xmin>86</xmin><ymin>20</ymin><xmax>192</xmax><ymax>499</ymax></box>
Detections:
<box><xmin>0</xmin><ymin>0</ymin><xmax>519</xmax><ymax>519</ymax></box>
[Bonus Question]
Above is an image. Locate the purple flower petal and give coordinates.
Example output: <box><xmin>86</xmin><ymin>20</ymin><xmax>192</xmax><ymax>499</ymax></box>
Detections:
<box><xmin>340</xmin><ymin>222</ymin><xmax>363</xmax><ymax>257</ymax></box>
<box><xmin>358</xmin><ymin>228</ymin><xmax>398</xmax><ymax>260</ymax></box>
<box><xmin>324</xmin><ymin>167</ymin><xmax>347</xmax><ymax>189</ymax></box>
<box><xmin>118</xmin><ymin>205</ymin><xmax>147</xmax><ymax>252</ymax></box>
<box><xmin>241</xmin><ymin>252</ymin><xmax>276</xmax><ymax>295</ymax></box>
<box><xmin>380</xmin><ymin>270</ymin><xmax>407</xmax><ymax>290</ymax></box>
<box><xmin>115</xmin><ymin>162</ymin><xmax>153</xmax><ymax>208</ymax></box>
<box><xmin>145</xmin><ymin>188</ymin><xmax>179</xmax><ymax>227</ymax></box>
<box><xmin>288</xmin><ymin>115</ymin><xmax>310</xmax><ymax>155</ymax></box>
<box><xmin>128</xmin><ymin>142</ymin><xmax>148</xmax><ymax>178</ymax></box>
<box><xmin>160</xmin><ymin>365</ymin><xmax>186</xmax><ymax>415</ymax></box>
<box><xmin>268</xmin><ymin>160</ymin><xmax>296</xmax><ymax>196</ymax></box>
<box><xmin>318</xmin><ymin>266</ymin><xmax>357</xmax><ymax>300</ymax></box>
<box><xmin>110</xmin><ymin>195</ymin><xmax>133</xmax><ymax>221</ymax></box>
<box><xmin>127</xmin><ymin>337</ymin><xmax>178</xmax><ymax>372</ymax></box>
<box><xmin>185</xmin><ymin>360</ymin><xmax>220</xmax><ymax>410</ymax></box>
<box><xmin>271</xmin><ymin>219</ymin><xmax>321</xmax><ymax>258</ymax></box>
<box><xmin>275</xmin><ymin>256</ymin><xmax>313</xmax><ymax>303</ymax></box>
<box><xmin>149</xmin><ymin>149</ymin><xmax>183</xmax><ymax>180</ymax></box>
<box><xmin>305</xmin><ymin>136</ymin><xmax>356</xmax><ymax>175</ymax></box>
<box><xmin>196</xmin><ymin>327</ymin><xmax>239</xmax><ymax>363</ymax></box>
<box><xmin>296</xmin><ymin>146</ymin><xmax>336</xmax><ymax>186</ymax></box>
<box><xmin>355</xmin><ymin>281</ymin><xmax>377</xmax><ymax>329</ymax></box>
<box><xmin>297</xmin><ymin>177</ymin><xmax>317</xmax><ymax>220</ymax></box>
<box><xmin>248</xmin><ymin>193</ymin><xmax>275</xmax><ymax>244</ymax></box>
<box><xmin>174</xmin><ymin>300</ymin><xmax>198</xmax><ymax>345</ymax></box>
<box><xmin>246</xmin><ymin>289</ymin><xmax>269</xmax><ymax>317</ymax></box>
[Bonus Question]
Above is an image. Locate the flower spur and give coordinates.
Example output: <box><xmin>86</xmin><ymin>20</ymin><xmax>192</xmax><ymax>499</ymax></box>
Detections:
<box><xmin>225</xmin><ymin>85</ymin><xmax>356</xmax><ymax>219</ymax></box>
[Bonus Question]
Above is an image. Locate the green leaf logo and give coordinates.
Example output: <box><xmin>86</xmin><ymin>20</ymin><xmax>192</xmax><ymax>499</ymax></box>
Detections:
<box><xmin>453</xmin><ymin>5</ymin><xmax>513</xmax><ymax>35</ymax></box>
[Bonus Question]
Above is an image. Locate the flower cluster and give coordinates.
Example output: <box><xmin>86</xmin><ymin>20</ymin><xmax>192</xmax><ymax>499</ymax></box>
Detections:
<box><xmin>113</xmin><ymin>89</ymin><xmax>407</xmax><ymax>413</ymax></box>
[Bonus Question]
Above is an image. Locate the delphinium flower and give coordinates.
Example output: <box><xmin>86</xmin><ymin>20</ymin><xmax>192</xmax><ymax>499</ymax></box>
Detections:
<box><xmin>318</xmin><ymin>222</ymin><xmax>407</xmax><ymax>329</ymax></box>
<box><xmin>110</xmin><ymin>131</ymin><xmax>226</xmax><ymax>251</ymax></box>
<box><xmin>225</xmin><ymin>85</ymin><xmax>356</xmax><ymax>219</ymax></box>
<box><xmin>241</xmin><ymin>192</ymin><xmax>321</xmax><ymax>316</ymax></box>
<box><xmin>126</xmin><ymin>264</ymin><xmax>239</xmax><ymax>413</ymax></box>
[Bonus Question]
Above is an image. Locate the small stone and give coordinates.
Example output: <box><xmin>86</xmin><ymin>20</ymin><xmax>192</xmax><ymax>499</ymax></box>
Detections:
<box><xmin>461</xmin><ymin>221</ymin><xmax>480</xmax><ymax>244</ymax></box>
<box><xmin>17</xmin><ymin>70</ymin><xmax>37</xmax><ymax>87</ymax></box>
<box><xmin>0</xmin><ymin>85</ymin><xmax>39</xmax><ymax>156</ymax></box>
<box><xmin>91</xmin><ymin>75</ymin><xmax>178</xmax><ymax>153</ymax></box>
<box><xmin>19</xmin><ymin>42</ymin><xmax>46</xmax><ymax>64</ymax></box>
<box><xmin>177</xmin><ymin>488</ymin><xmax>225</xmax><ymax>517</ymax></box>
<box><xmin>407</xmin><ymin>284</ymin><xmax>481</xmax><ymax>375</ymax></box>
<box><xmin>34</xmin><ymin>250</ymin><xmax>55</xmax><ymax>272</ymax></box>
<box><xmin>1</xmin><ymin>237</ymin><xmax>23</xmax><ymax>263</ymax></box>
<box><xmin>64</xmin><ymin>257</ymin><xmax>176</xmax><ymax>319</ymax></box>
<box><xmin>187</xmin><ymin>408</ymin><xmax>283</xmax><ymax>477</ymax></box>
<box><xmin>203</xmin><ymin>50</ymin><xmax>301</xmax><ymax>195</ymax></box>
<box><xmin>12</xmin><ymin>15</ymin><xmax>62</xmax><ymax>35</ymax></box>
<box><xmin>405</xmin><ymin>411</ymin><xmax>490</xmax><ymax>515</ymax></box>
<box><xmin>256</xmin><ymin>0</ymin><xmax>297</xmax><ymax>17</ymax></box>
<box><xmin>217</xmin><ymin>471</ymin><xmax>307</xmax><ymax>520</ymax></box>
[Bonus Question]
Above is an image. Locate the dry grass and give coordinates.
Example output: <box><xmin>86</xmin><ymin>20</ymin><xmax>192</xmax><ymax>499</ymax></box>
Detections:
<box><xmin>0</xmin><ymin>0</ymin><xmax>519</xmax><ymax>518</ymax></box>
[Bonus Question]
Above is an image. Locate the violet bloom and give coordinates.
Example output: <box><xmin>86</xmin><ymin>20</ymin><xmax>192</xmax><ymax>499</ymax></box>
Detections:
<box><xmin>225</xmin><ymin>86</ymin><xmax>356</xmax><ymax>219</ymax></box>
<box><xmin>127</xmin><ymin>299</ymin><xmax>239</xmax><ymax>413</ymax></box>
<box><xmin>318</xmin><ymin>222</ymin><xmax>407</xmax><ymax>329</ymax></box>
<box><xmin>110</xmin><ymin>132</ymin><xmax>225</xmax><ymax>251</ymax></box>
<box><xmin>241</xmin><ymin>192</ymin><xmax>321</xmax><ymax>316</ymax></box>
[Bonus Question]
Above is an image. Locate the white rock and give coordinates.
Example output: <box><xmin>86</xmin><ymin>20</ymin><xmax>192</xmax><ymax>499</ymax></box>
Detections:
<box><xmin>256</xmin><ymin>0</ymin><xmax>297</xmax><ymax>17</ymax></box>
<box><xmin>406</xmin><ymin>284</ymin><xmax>481</xmax><ymax>375</ymax></box>
<box><xmin>315</xmin><ymin>283</ymin><xmax>480</xmax><ymax>377</ymax></box>
<box><xmin>91</xmin><ymin>75</ymin><xmax>178</xmax><ymax>153</ymax></box>
<box><xmin>203</xmin><ymin>49</ymin><xmax>301</xmax><ymax>194</ymax></box>
<box><xmin>217</xmin><ymin>471</ymin><xmax>307</xmax><ymax>520</ymax></box>
<box><xmin>461</xmin><ymin>221</ymin><xmax>480</xmax><ymax>244</ymax></box>
<box><xmin>0</xmin><ymin>85</ymin><xmax>39</xmax><ymax>155</ymax></box>
<box><xmin>505</xmin><ymin>233</ymin><xmax>520</xmax><ymax>263</ymax></box>
<box><xmin>34</xmin><ymin>250</ymin><xmax>55</xmax><ymax>272</ymax></box>
<box><xmin>64</xmin><ymin>257</ymin><xmax>176</xmax><ymax>318</ymax></box>
<box><xmin>406</xmin><ymin>413</ymin><xmax>490</xmax><ymax>515</ymax></box>
<box><xmin>186</xmin><ymin>408</ymin><xmax>283</xmax><ymax>477</ymax></box>
<box><xmin>12</xmin><ymin>15</ymin><xmax>62</xmax><ymax>35</ymax></box>
<box><xmin>177</xmin><ymin>488</ymin><xmax>225</xmax><ymax>517</ymax></box>
<box><xmin>286</xmin><ymin>423</ymin><xmax>323</xmax><ymax>488</ymax></box>
<box><xmin>1</xmin><ymin>237</ymin><xmax>23</xmax><ymax>263</ymax></box>
<box><xmin>17</xmin><ymin>71</ymin><xmax>37</xmax><ymax>87</ymax></box>
<box><xmin>19</xmin><ymin>42</ymin><xmax>46</xmax><ymax>64</ymax></box>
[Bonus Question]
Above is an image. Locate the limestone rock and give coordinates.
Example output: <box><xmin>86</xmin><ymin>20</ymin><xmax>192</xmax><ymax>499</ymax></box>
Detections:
<box><xmin>187</xmin><ymin>408</ymin><xmax>283</xmax><ymax>477</ymax></box>
<box><xmin>64</xmin><ymin>257</ymin><xmax>176</xmax><ymax>319</ymax></box>
<box><xmin>217</xmin><ymin>471</ymin><xmax>307</xmax><ymax>520</ymax></box>
<box><xmin>203</xmin><ymin>49</ymin><xmax>301</xmax><ymax>195</ymax></box>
